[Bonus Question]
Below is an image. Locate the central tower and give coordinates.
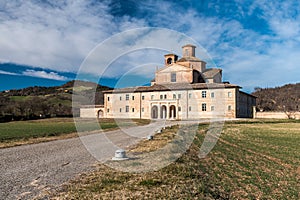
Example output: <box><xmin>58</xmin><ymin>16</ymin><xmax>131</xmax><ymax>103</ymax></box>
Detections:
<box><xmin>182</xmin><ymin>44</ymin><xmax>196</xmax><ymax>57</ymax></box>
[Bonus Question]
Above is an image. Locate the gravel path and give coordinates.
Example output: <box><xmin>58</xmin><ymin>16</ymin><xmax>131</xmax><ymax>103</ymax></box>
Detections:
<box><xmin>0</xmin><ymin>121</ymin><xmax>171</xmax><ymax>200</ymax></box>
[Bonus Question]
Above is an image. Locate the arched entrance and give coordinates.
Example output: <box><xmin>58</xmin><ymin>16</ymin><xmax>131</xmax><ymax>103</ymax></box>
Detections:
<box><xmin>151</xmin><ymin>105</ymin><xmax>158</xmax><ymax>119</ymax></box>
<box><xmin>97</xmin><ymin>109</ymin><xmax>104</xmax><ymax>118</ymax></box>
<box><xmin>169</xmin><ymin>105</ymin><xmax>176</xmax><ymax>119</ymax></box>
<box><xmin>161</xmin><ymin>105</ymin><xmax>167</xmax><ymax>119</ymax></box>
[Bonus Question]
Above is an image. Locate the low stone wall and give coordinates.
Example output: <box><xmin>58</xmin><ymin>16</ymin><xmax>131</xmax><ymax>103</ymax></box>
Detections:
<box><xmin>80</xmin><ymin>105</ymin><xmax>104</xmax><ymax>118</ymax></box>
<box><xmin>254</xmin><ymin>111</ymin><xmax>300</xmax><ymax>119</ymax></box>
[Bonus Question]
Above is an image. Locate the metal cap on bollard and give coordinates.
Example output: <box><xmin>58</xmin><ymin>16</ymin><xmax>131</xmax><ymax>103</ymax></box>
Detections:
<box><xmin>112</xmin><ymin>149</ymin><xmax>129</xmax><ymax>161</ymax></box>
<box><xmin>147</xmin><ymin>135</ymin><xmax>154</xmax><ymax>140</ymax></box>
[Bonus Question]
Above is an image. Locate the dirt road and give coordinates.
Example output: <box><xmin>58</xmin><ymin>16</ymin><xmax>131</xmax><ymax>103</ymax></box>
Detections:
<box><xmin>0</xmin><ymin>121</ymin><xmax>170</xmax><ymax>199</ymax></box>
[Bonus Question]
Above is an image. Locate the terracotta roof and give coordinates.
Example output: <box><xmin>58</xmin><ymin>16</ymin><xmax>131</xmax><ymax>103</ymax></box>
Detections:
<box><xmin>177</xmin><ymin>56</ymin><xmax>202</xmax><ymax>62</ymax></box>
<box><xmin>103</xmin><ymin>82</ymin><xmax>240</xmax><ymax>93</ymax></box>
<box><xmin>202</xmin><ymin>68</ymin><xmax>222</xmax><ymax>78</ymax></box>
<box><xmin>182</xmin><ymin>44</ymin><xmax>196</xmax><ymax>48</ymax></box>
<box><xmin>164</xmin><ymin>53</ymin><xmax>177</xmax><ymax>56</ymax></box>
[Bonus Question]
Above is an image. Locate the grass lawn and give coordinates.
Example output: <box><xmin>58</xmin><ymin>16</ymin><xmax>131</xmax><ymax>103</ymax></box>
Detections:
<box><xmin>0</xmin><ymin>118</ymin><xmax>150</xmax><ymax>148</ymax></box>
<box><xmin>52</xmin><ymin>120</ymin><xmax>300</xmax><ymax>199</ymax></box>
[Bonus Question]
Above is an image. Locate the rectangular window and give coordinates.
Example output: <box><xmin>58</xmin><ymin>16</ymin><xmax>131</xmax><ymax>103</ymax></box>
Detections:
<box><xmin>178</xmin><ymin>107</ymin><xmax>181</xmax><ymax>111</ymax></box>
<box><xmin>228</xmin><ymin>92</ymin><xmax>232</xmax><ymax>98</ymax></box>
<box><xmin>211</xmin><ymin>106</ymin><xmax>215</xmax><ymax>111</ymax></box>
<box><xmin>126</xmin><ymin>106</ymin><xmax>129</xmax><ymax>112</ymax></box>
<box><xmin>189</xmin><ymin>93</ymin><xmax>192</xmax><ymax>99</ymax></box>
<box><xmin>160</xmin><ymin>95</ymin><xmax>163</xmax><ymax>99</ymax></box>
<box><xmin>151</xmin><ymin>95</ymin><xmax>154</xmax><ymax>100</ymax></box>
<box><xmin>171</xmin><ymin>72</ymin><xmax>176</xmax><ymax>82</ymax></box>
<box><xmin>202</xmin><ymin>91</ymin><xmax>207</xmax><ymax>98</ymax></box>
<box><xmin>142</xmin><ymin>107</ymin><xmax>144</xmax><ymax>112</ymax></box>
<box><xmin>178</xmin><ymin>94</ymin><xmax>181</xmax><ymax>99</ymax></box>
<box><xmin>120</xmin><ymin>96</ymin><xmax>122</xmax><ymax>101</ymax></box>
<box><xmin>173</xmin><ymin>94</ymin><xmax>176</xmax><ymax>99</ymax></box>
<box><xmin>211</xmin><ymin>92</ymin><xmax>215</xmax><ymax>98</ymax></box>
<box><xmin>228</xmin><ymin>105</ymin><xmax>232</xmax><ymax>111</ymax></box>
<box><xmin>120</xmin><ymin>108</ymin><xmax>122</xmax><ymax>112</ymax></box>
<box><xmin>132</xmin><ymin>96</ymin><xmax>135</xmax><ymax>100</ymax></box>
<box><xmin>185</xmin><ymin>49</ymin><xmax>189</xmax><ymax>56</ymax></box>
<box><xmin>142</xmin><ymin>95</ymin><xmax>145</xmax><ymax>100</ymax></box>
<box><xmin>202</xmin><ymin>103</ymin><xmax>207</xmax><ymax>111</ymax></box>
<box><xmin>164</xmin><ymin>94</ymin><xmax>167</xmax><ymax>99</ymax></box>
<box><xmin>132</xmin><ymin>108</ymin><xmax>135</xmax><ymax>112</ymax></box>
<box><xmin>107</xmin><ymin>96</ymin><xmax>110</xmax><ymax>101</ymax></box>
<box><xmin>107</xmin><ymin>108</ymin><xmax>110</xmax><ymax>113</ymax></box>
<box><xmin>189</xmin><ymin>106</ymin><xmax>191</xmax><ymax>111</ymax></box>
<box><xmin>126</xmin><ymin>94</ymin><xmax>129</xmax><ymax>100</ymax></box>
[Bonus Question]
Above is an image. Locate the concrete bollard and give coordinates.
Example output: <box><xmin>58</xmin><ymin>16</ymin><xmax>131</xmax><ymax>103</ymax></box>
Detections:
<box><xmin>112</xmin><ymin>149</ymin><xmax>129</xmax><ymax>161</ymax></box>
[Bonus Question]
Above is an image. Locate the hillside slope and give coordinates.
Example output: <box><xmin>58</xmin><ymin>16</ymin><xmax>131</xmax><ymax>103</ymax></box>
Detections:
<box><xmin>0</xmin><ymin>80</ymin><xmax>111</xmax><ymax>121</ymax></box>
<box><xmin>252</xmin><ymin>83</ymin><xmax>300</xmax><ymax>111</ymax></box>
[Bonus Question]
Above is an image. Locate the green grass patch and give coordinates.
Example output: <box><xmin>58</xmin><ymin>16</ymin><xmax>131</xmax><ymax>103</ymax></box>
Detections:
<box><xmin>0</xmin><ymin>118</ymin><xmax>150</xmax><ymax>146</ymax></box>
<box><xmin>0</xmin><ymin>118</ymin><xmax>77</xmax><ymax>142</ymax></box>
<box><xmin>139</xmin><ymin>179</ymin><xmax>162</xmax><ymax>187</ymax></box>
<box><xmin>9</xmin><ymin>96</ymin><xmax>33</xmax><ymax>101</ymax></box>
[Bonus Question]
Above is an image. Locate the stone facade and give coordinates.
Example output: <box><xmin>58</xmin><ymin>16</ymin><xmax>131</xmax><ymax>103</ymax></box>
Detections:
<box><xmin>80</xmin><ymin>44</ymin><xmax>256</xmax><ymax>119</ymax></box>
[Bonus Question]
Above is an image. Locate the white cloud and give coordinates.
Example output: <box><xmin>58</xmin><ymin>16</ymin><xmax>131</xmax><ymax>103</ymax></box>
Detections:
<box><xmin>22</xmin><ymin>69</ymin><xmax>68</xmax><ymax>81</ymax></box>
<box><xmin>0</xmin><ymin>0</ymin><xmax>146</xmax><ymax>72</ymax></box>
<box><xmin>249</xmin><ymin>0</ymin><xmax>300</xmax><ymax>39</ymax></box>
<box><xmin>0</xmin><ymin>70</ymin><xmax>18</xmax><ymax>76</ymax></box>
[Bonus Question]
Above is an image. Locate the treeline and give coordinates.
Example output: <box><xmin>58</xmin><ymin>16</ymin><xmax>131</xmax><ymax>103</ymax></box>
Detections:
<box><xmin>252</xmin><ymin>83</ymin><xmax>300</xmax><ymax>111</ymax></box>
<box><xmin>0</xmin><ymin>95</ymin><xmax>72</xmax><ymax>122</ymax></box>
<box><xmin>0</xmin><ymin>80</ymin><xmax>111</xmax><ymax>122</ymax></box>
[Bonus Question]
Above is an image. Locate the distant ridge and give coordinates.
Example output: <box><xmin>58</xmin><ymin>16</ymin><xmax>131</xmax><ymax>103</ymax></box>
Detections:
<box><xmin>0</xmin><ymin>80</ymin><xmax>112</xmax><ymax>122</ymax></box>
<box><xmin>2</xmin><ymin>80</ymin><xmax>111</xmax><ymax>96</ymax></box>
<box><xmin>252</xmin><ymin>83</ymin><xmax>300</xmax><ymax>111</ymax></box>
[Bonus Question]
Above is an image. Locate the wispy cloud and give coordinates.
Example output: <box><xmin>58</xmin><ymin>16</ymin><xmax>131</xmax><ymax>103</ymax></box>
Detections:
<box><xmin>22</xmin><ymin>70</ymin><xmax>68</xmax><ymax>81</ymax></box>
<box><xmin>0</xmin><ymin>70</ymin><xmax>18</xmax><ymax>76</ymax></box>
<box><xmin>0</xmin><ymin>65</ymin><xmax>69</xmax><ymax>81</ymax></box>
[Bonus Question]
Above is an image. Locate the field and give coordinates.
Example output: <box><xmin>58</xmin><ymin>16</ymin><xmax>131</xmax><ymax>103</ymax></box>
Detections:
<box><xmin>53</xmin><ymin>120</ymin><xmax>300</xmax><ymax>199</ymax></box>
<box><xmin>0</xmin><ymin>118</ymin><xmax>150</xmax><ymax>148</ymax></box>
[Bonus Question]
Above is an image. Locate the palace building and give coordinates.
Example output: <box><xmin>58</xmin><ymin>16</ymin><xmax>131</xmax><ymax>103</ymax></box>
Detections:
<box><xmin>80</xmin><ymin>44</ymin><xmax>256</xmax><ymax>119</ymax></box>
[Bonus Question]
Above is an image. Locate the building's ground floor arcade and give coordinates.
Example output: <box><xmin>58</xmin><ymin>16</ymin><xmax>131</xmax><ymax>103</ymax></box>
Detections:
<box><xmin>151</xmin><ymin>103</ymin><xmax>177</xmax><ymax>120</ymax></box>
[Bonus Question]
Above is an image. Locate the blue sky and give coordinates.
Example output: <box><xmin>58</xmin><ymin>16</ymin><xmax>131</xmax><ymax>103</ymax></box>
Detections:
<box><xmin>0</xmin><ymin>0</ymin><xmax>300</xmax><ymax>92</ymax></box>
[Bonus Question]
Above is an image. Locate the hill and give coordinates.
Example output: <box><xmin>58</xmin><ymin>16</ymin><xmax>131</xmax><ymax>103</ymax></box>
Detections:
<box><xmin>252</xmin><ymin>83</ymin><xmax>300</xmax><ymax>111</ymax></box>
<box><xmin>0</xmin><ymin>80</ymin><xmax>112</xmax><ymax>122</ymax></box>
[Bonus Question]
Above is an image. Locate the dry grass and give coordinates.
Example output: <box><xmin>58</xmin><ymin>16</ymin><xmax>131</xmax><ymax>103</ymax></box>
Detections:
<box><xmin>48</xmin><ymin>120</ymin><xmax>300</xmax><ymax>199</ymax></box>
<box><xmin>128</xmin><ymin>125</ymin><xmax>178</xmax><ymax>153</ymax></box>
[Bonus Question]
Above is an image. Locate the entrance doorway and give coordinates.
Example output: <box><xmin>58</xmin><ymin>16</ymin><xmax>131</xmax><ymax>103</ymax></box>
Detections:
<box><xmin>151</xmin><ymin>105</ymin><xmax>158</xmax><ymax>119</ymax></box>
<box><xmin>161</xmin><ymin>105</ymin><xmax>167</xmax><ymax>119</ymax></box>
<box><xmin>169</xmin><ymin>105</ymin><xmax>176</xmax><ymax>119</ymax></box>
<box><xmin>97</xmin><ymin>110</ymin><xmax>104</xmax><ymax>118</ymax></box>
